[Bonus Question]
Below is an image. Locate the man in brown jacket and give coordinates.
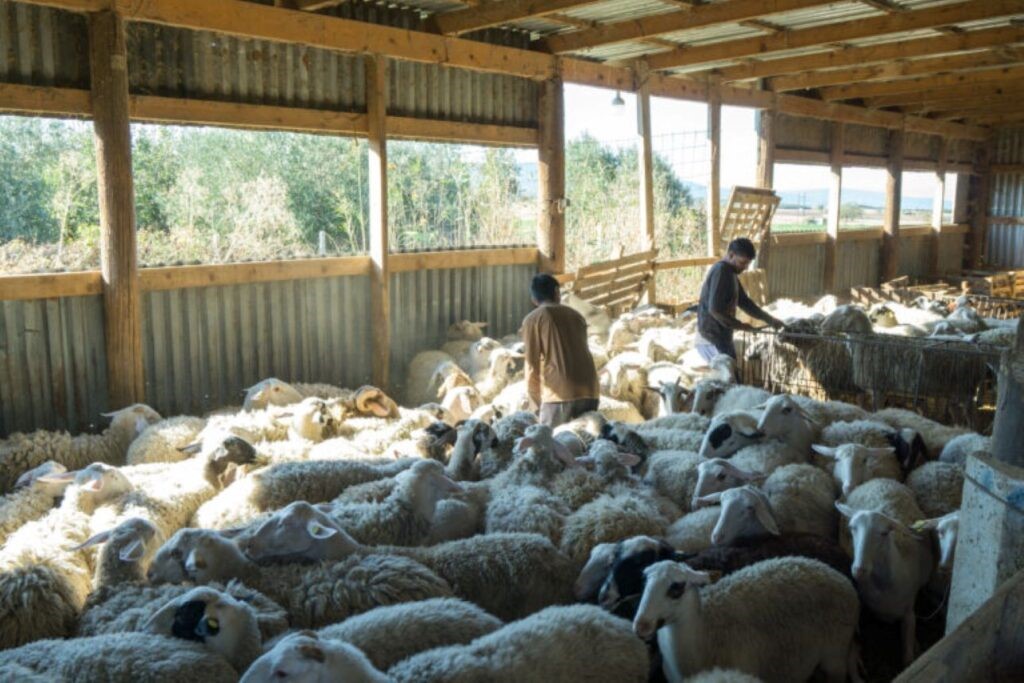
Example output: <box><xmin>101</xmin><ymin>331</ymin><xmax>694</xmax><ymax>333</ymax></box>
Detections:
<box><xmin>521</xmin><ymin>273</ymin><xmax>600</xmax><ymax>428</ymax></box>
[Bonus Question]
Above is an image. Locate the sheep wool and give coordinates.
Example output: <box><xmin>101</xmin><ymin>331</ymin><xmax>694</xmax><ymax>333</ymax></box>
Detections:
<box><xmin>872</xmin><ymin>407</ymin><xmax>969</xmax><ymax>458</ymax></box>
<box><xmin>905</xmin><ymin>461</ymin><xmax>964</xmax><ymax>518</ymax></box>
<box><xmin>126</xmin><ymin>416</ymin><xmax>207</xmax><ymax>465</ymax></box>
<box><xmin>665</xmin><ymin>506</ymin><xmax>720</xmax><ymax>553</ymax></box>
<box><xmin>643</xmin><ymin>450</ymin><xmax>704</xmax><ymax>511</ymax></box>
<box><xmin>762</xmin><ymin>464</ymin><xmax>837</xmax><ymax>539</ymax></box>
<box><xmin>485</xmin><ymin>484</ymin><xmax>569</xmax><ymax>545</ymax></box>
<box><xmin>939</xmin><ymin>432</ymin><xmax>991</xmax><ymax>468</ymax></box>
<box><xmin>844</xmin><ymin>478</ymin><xmax>924</xmax><ymax>526</ymax></box>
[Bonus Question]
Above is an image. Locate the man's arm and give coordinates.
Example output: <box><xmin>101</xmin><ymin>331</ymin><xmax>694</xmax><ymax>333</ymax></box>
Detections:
<box><xmin>523</xmin><ymin>316</ymin><xmax>543</xmax><ymax>409</ymax></box>
<box><xmin>707</xmin><ymin>265</ymin><xmax>757</xmax><ymax>332</ymax></box>
<box><xmin>738</xmin><ymin>283</ymin><xmax>783</xmax><ymax>328</ymax></box>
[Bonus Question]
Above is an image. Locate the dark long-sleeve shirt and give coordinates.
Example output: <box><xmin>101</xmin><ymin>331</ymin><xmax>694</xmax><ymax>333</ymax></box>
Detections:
<box><xmin>697</xmin><ymin>260</ymin><xmax>774</xmax><ymax>348</ymax></box>
<box><xmin>522</xmin><ymin>303</ymin><xmax>600</xmax><ymax>407</ymax></box>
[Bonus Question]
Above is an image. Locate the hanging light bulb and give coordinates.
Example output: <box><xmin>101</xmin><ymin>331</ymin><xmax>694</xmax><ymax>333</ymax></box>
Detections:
<box><xmin>611</xmin><ymin>90</ymin><xmax>625</xmax><ymax>107</ymax></box>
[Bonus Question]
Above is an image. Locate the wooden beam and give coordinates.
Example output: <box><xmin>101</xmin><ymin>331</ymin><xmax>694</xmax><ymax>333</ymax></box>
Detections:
<box><xmin>822</xmin><ymin>64</ymin><xmax>1024</xmax><ymax>102</ymax></box>
<box><xmin>930</xmin><ymin>137</ymin><xmax>947</xmax><ymax>277</ymax></box>
<box><xmin>637</xmin><ymin>66</ymin><xmax>656</xmax><ymax>303</ymax></box>
<box><xmin>769</xmin><ymin>48</ymin><xmax>1024</xmax><ymax>93</ymax></box>
<box><xmin>696</xmin><ymin>27</ymin><xmax>1024</xmax><ymax>83</ymax></box>
<box><xmin>365</xmin><ymin>55</ymin><xmax>390</xmax><ymax>390</ymax></box>
<box><xmin>139</xmin><ymin>257</ymin><xmax>373</xmax><ymax>290</ymax></box>
<box><xmin>644</xmin><ymin>1</ymin><xmax>1024</xmax><ymax>72</ymax></box>
<box><xmin>707</xmin><ymin>88</ymin><xmax>721</xmax><ymax>257</ymax></box>
<box><xmin>131</xmin><ymin>95</ymin><xmax>369</xmax><ymax>134</ymax></box>
<box><xmin>389</xmin><ymin>247</ymin><xmax>538</xmax><ymax>273</ymax></box>
<box><xmin>881</xmin><ymin>129</ymin><xmax>903</xmax><ymax>282</ymax></box>
<box><xmin>538</xmin><ymin>77</ymin><xmax>566</xmax><ymax>274</ymax></box>
<box><xmin>858</xmin><ymin>0</ymin><xmax>906</xmax><ymax>12</ymax></box>
<box><xmin>867</xmin><ymin>81</ymin><xmax>1024</xmax><ymax>108</ymax></box>
<box><xmin>0</xmin><ymin>82</ymin><xmax>90</xmax><ymax>117</ymax></box>
<box><xmin>294</xmin><ymin>0</ymin><xmax>346</xmax><ymax>10</ymax></box>
<box><xmin>969</xmin><ymin>140</ymin><xmax>993</xmax><ymax>268</ymax></box>
<box><xmin>773</xmin><ymin>231</ymin><xmax>828</xmax><ymax>246</ymax></box>
<box><xmin>756</xmin><ymin>106</ymin><xmax>776</xmax><ymax>272</ymax></box>
<box><xmin>654</xmin><ymin>256</ymin><xmax>718</xmax><ymax>270</ymax></box>
<box><xmin>0</xmin><ymin>272</ymin><xmax>103</xmax><ymax>301</ymax></box>
<box><xmin>542</xmin><ymin>0</ymin><xmax>836</xmax><ymax>55</ymax></box>
<box><xmin>89</xmin><ymin>10</ymin><xmax>144</xmax><ymax>408</ymax></box>
<box><xmin>20</xmin><ymin>0</ymin><xmax>106</xmax><ymax>10</ymax></box>
<box><xmin>824</xmin><ymin>122</ymin><xmax>843</xmax><ymax>293</ymax></box>
<box><xmin>432</xmin><ymin>0</ymin><xmax>601</xmax><ymax>36</ymax></box>
<box><xmin>387</xmin><ymin>117</ymin><xmax>538</xmax><ymax>147</ymax></box>
<box><xmin>911</xmin><ymin>98</ymin><xmax>1024</xmax><ymax>118</ymax></box>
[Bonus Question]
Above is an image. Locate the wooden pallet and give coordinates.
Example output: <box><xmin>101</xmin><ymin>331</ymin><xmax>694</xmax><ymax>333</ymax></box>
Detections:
<box><xmin>568</xmin><ymin>249</ymin><xmax>658</xmax><ymax>315</ymax></box>
<box><xmin>719</xmin><ymin>186</ymin><xmax>781</xmax><ymax>254</ymax></box>
<box><xmin>948</xmin><ymin>271</ymin><xmax>1015</xmax><ymax>298</ymax></box>
<box><xmin>739</xmin><ymin>268</ymin><xmax>768</xmax><ymax>307</ymax></box>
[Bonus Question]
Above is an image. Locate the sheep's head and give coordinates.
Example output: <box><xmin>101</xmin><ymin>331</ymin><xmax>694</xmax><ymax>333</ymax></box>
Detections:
<box><xmin>353</xmin><ymin>386</ymin><xmax>399</xmax><ymax>419</ymax></box>
<box><xmin>837</xmin><ymin>503</ymin><xmax>925</xmax><ymax>583</ymax></box>
<box><xmin>812</xmin><ymin>443</ymin><xmax>896</xmax><ymax>496</ymax></box>
<box><xmin>697</xmin><ymin>412</ymin><xmax>763</xmax><ymax>459</ymax></box>
<box><xmin>418</xmin><ymin>403</ymin><xmax>456</xmax><ymax>425</ymax></box>
<box><xmin>885</xmin><ymin>428</ymin><xmax>927</xmax><ymax>473</ymax></box>
<box><xmin>76</xmin><ymin>517</ymin><xmax>161</xmax><ymax>579</ymax></box>
<box><xmin>487</xmin><ymin>348</ymin><xmax>521</xmax><ymax>380</ymax></box>
<box><xmin>239</xmin><ymin>501</ymin><xmax>358</xmax><ymax>563</ymax></box>
<box><xmin>442</xmin><ymin>386</ymin><xmax>483</xmax><ymax>423</ymax></box>
<box><xmin>912</xmin><ymin>511</ymin><xmax>959</xmax><ymax>571</ymax></box>
<box><xmin>598</xmin><ymin>422</ymin><xmax>650</xmax><ymax>459</ymax></box>
<box><xmin>657</xmin><ymin>378</ymin><xmax>689</xmax><ymax>416</ymax></box>
<box><xmin>435</xmin><ymin>365</ymin><xmax>474</xmax><ymax>400</ymax></box>
<box><xmin>754</xmin><ymin>394</ymin><xmax>817</xmax><ymax>437</ymax></box>
<box><xmin>633</xmin><ymin>560</ymin><xmax>711</xmax><ymax>640</ymax></box>
<box><xmin>394</xmin><ymin>459</ymin><xmax>465</xmax><ymax>521</ymax></box>
<box><xmin>692</xmin><ymin>458</ymin><xmax>764</xmax><ymax>509</ymax></box>
<box><xmin>706</xmin><ymin>485</ymin><xmax>779</xmax><ymax>545</ymax></box>
<box><xmin>15</xmin><ymin>461</ymin><xmax>70</xmax><ymax>498</ymax></box>
<box><xmin>868</xmin><ymin>304</ymin><xmax>899</xmax><ymax>328</ymax></box>
<box><xmin>148</xmin><ymin>528</ymin><xmax>207</xmax><ymax>584</ymax></box>
<box><xmin>242</xmin><ymin>632</ymin><xmax>388</xmax><ymax>683</ymax></box>
<box><xmin>599</xmin><ymin>536</ymin><xmax>685</xmax><ymax>619</ymax></box>
<box><xmin>446</xmin><ymin>320</ymin><xmax>488</xmax><ymax>341</ymax></box>
<box><xmin>575</xmin><ymin>440</ymin><xmax>641</xmax><ymax>479</ymax></box>
<box><xmin>516</xmin><ymin>423</ymin><xmax>577</xmax><ymax>469</ymax></box>
<box><xmin>605</xmin><ymin>320</ymin><xmax>637</xmax><ymax>352</ymax></box>
<box><xmin>145</xmin><ymin>586</ymin><xmax>262</xmax><ymax>674</ymax></box>
<box><xmin>185</xmin><ymin>532</ymin><xmax>249</xmax><ymax>584</ymax></box>
<box><xmin>103</xmin><ymin>404</ymin><xmax>162</xmax><ymax>439</ymax></box>
<box><xmin>47</xmin><ymin>462</ymin><xmax>133</xmax><ymax>509</ymax></box>
<box><xmin>456</xmin><ymin>419</ymin><xmax>498</xmax><ymax>454</ymax></box>
<box><xmin>424</xmin><ymin>421</ymin><xmax>458</xmax><ymax>454</ymax></box>
<box><xmin>203</xmin><ymin>435</ymin><xmax>259</xmax><ymax>490</ymax></box>
<box><xmin>690</xmin><ymin>379</ymin><xmax>727</xmax><ymax>417</ymax></box>
<box><xmin>243</xmin><ymin>378</ymin><xmax>303</xmax><ymax>411</ymax></box>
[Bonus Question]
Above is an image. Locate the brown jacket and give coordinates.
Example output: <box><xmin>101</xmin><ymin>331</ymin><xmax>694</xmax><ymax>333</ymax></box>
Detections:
<box><xmin>522</xmin><ymin>303</ymin><xmax>600</xmax><ymax>406</ymax></box>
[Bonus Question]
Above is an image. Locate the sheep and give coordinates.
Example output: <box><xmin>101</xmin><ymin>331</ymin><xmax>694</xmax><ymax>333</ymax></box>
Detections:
<box><xmin>843</xmin><ymin>478</ymin><xmax>925</xmax><ymax>527</ymax></box>
<box><xmin>656</xmin><ymin>377</ymin><xmax>690</xmax><ymax>416</ymax></box>
<box><xmin>563</xmin><ymin>291</ymin><xmax>612</xmax><ymax>336</ymax></box>
<box><xmin>939</xmin><ymin>432</ymin><xmax>990</xmax><ymax>467</ymax></box>
<box><xmin>905</xmin><ymin>460</ymin><xmax>964</xmax><ymax>518</ymax></box>
<box><xmin>491</xmin><ymin>380</ymin><xmax>534</xmax><ymax>416</ymax></box>
<box><xmin>126</xmin><ymin>415</ymin><xmax>207</xmax><ymax>465</ymax></box>
<box><xmin>819</xmin><ymin>420</ymin><xmax>926</xmax><ymax>473</ymax></box>
<box><xmin>447</xmin><ymin>319</ymin><xmax>489</xmax><ymax>341</ymax></box>
<box><xmin>0</xmin><ymin>461</ymin><xmax>70</xmax><ymax>548</ymax></box>
<box><xmin>598</xmin><ymin>395</ymin><xmax>645</xmax><ymax>423</ymax></box>
<box><xmin>684</xmin><ymin>669</ymin><xmax>764</xmax><ymax>683</ymax></box>
<box><xmin>0</xmin><ymin>632</ymin><xmax>240</xmax><ymax>682</ymax></box>
<box><xmin>444</xmin><ymin>337</ymin><xmax>503</xmax><ymax>375</ymax></box>
<box><xmin>388</xmin><ymin>604</ymin><xmax>650</xmax><ymax>683</ymax></box>
<box><xmin>441</xmin><ymin>384</ymin><xmax>484</xmax><ymax>423</ymax></box>
<box><xmin>869</xmin><ymin>304</ymin><xmax>929</xmax><ymax>337</ymax></box>
<box><xmin>836</xmin><ymin>502</ymin><xmax>934</xmax><ymax>666</ymax></box>
<box><xmin>639</xmin><ymin>327</ymin><xmax>691</xmax><ymax>363</ymax></box>
<box><xmin>243</xmin><ymin>377</ymin><xmax>305</xmax><ymax>410</ymax></box>
<box><xmin>405</xmin><ymin>350</ymin><xmax>460</xmax><ymax>407</ymax></box>
<box><xmin>473</xmin><ymin>348</ymin><xmax>520</xmax><ymax>401</ymax></box>
<box><xmin>241</xmin><ymin>632</ymin><xmax>387</xmax><ymax>683</ymax></box>
<box><xmin>183</xmin><ymin>532</ymin><xmax>454</xmax><ymax>628</ymax></box>
<box><xmin>603</xmin><ymin>422</ymin><xmax>703</xmax><ymax>460</ymax></box>
<box><xmin>664</xmin><ymin>506</ymin><xmax>721</xmax><ymax>553</ymax></box>
<box><xmin>753</xmin><ymin>393</ymin><xmax>819</xmax><ymax>455</ymax></box>
<box><xmin>485</xmin><ymin>484</ymin><xmax>568</xmax><ymax>545</ymax></box>
<box><xmin>820</xmin><ymin>303</ymin><xmax>873</xmax><ymax>335</ymax></box>
<box><xmin>811</xmin><ymin>443</ymin><xmax>902</xmax><ymax>497</ymax></box>
<box><xmin>237</xmin><ymin>506</ymin><xmax>574</xmax><ymax>622</ymax></box>
<box><xmin>641</xmin><ymin>412</ymin><xmax>710</xmax><ymax>433</ymax></box>
<box><xmin>872</xmin><ymin>407</ymin><xmax>969</xmax><ymax>459</ymax></box>
<box><xmin>559</xmin><ymin>491</ymin><xmax>675</xmax><ymax>564</ymax></box>
<box><xmin>913</xmin><ymin>510</ymin><xmax>959</xmax><ymax>572</ymax></box>
<box><xmin>643</xmin><ymin>450</ymin><xmax>704</xmax><ymax>510</ymax></box>
<box><xmin>633</xmin><ymin>557</ymin><xmax>858</xmax><ymax>682</ymax></box>
<box><xmin>790</xmin><ymin>395</ymin><xmax>867</xmax><ymax>425</ymax></box>
<box><xmin>689</xmin><ymin>379</ymin><xmax>729</xmax><ymax>417</ymax></box>
<box><xmin>712</xmin><ymin>385</ymin><xmax>772</xmax><ymax>418</ymax></box>
<box><xmin>314</xmin><ymin>598</ymin><xmax>503</xmax><ymax>672</ymax></box>
<box><xmin>600</xmin><ymin>352</ymin><xmax>650</xmax><ymax>406</ymax></box>
<box><xmin>696</xmin><ymin>411</ymin><xmax>763</xmax><ymax>460</ymax></box>
<box><xmin>0</xmin><ymin>403</ymin><xmax>161</xmax><ymax>493</ymax></box>
<box><xmin>606</xmin><ymin>318</ymin><xmax>639</xmax><ymax>352</ymax></box>
<box><xmin>691</xmin><ymin>458</ymin><xmax>765</xmax><ymax>508</ymax></box>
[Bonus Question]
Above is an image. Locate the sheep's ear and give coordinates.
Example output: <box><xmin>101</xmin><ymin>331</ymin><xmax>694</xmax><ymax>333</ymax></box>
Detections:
<box><xmin>142</xmin><ymin>599</ymin><xmax>182</xmax><ymax>635</ymax></box>
<box><xmin>835</xmin><ymin>502</ymin><xmax>856</xmax><ymax>519</ymax></box>
<box><xmin>751</xmin><ymin>496</ymin><xmax>781</xmax><ymax>536</ymax></box>
<box><xmin>811</xmin><ymin>444</ymin><xmax>837</xmax><ymax>458</ymax></box>
<box><xmin>737</xmin><ymin>429</ymin><xmax>765</xmax><ymax>440</ymax></box>
<box><xmin>306</xmin><ymin>520</ymin><xmax>337</xmax><ymax>540</ymax></box>
<box><xmin>313</xmin><ymin>503</ymin><xmax>334</xmax><ymax>514</ymax></box>
<box><xmin>37</xmin><ymin>471</ymin><xmax>76</xmax><ymax>485</ymax></box>
<box><xmin>72</xmin><ymin>529</ymin><xmax>112</xmax><ymax>551</ymax></box>
<box><xmin>752</xmin><ymin>402</ymin><xmax>768</xmax><ymax>410</ymax></box>
<box><xmin>119</xmin><ymin>538</ymin><xmax>146</xmax><ymax>562</ymax></box>
<box><xmin>616</xmin><ymin>452</ymin><xmax>643</xmax><ymax>468</ymax></box>
<box><xmin>681</xmin><ymin>568</ymin><xmax>713</xmax><ymax>585</ymax></box>
<box><xmin>551</xmin><ymin>440</ymin><xmax>578</xmax><ymax>468</ymax></box>
<box><xmin>297</xmin><ymin>642</ymin><xmax>326</xmax><ymax>663</ymax></box>
<box><xmin>694</xmin><ymin>492</ymin><xmax>722</xmax><ymax>507</ymax></box>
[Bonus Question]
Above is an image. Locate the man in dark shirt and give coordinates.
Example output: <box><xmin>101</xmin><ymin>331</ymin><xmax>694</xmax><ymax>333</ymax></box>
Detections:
<box><xmin>522</xmin><ymin>274</ymin><xmax>601</xmax><ymax>428</ymax></box>
<box><xmin>696</xmin><ymin>237</ymin><xmax>784</xmax><ymax>361</ymax></box>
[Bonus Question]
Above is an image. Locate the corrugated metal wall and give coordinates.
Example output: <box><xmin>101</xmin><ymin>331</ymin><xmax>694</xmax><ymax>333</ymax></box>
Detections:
<box><xmin>938</xmin><ymin>233</ymin><xmax>964</xmax><ymax>275</ymax></box>
<box><xmin>0</xmin><ymin>1</ymin><xmax>88</xmax><ymax>88</ymax></box>
<box><xmin>988</xmin><ymin>127</ymin><xmax>1024</xmax><ymax>268</ymax></box>
<box><xmin>898</xmin><ymin>235</ymin><xmax>930</xmax><ymax>279</ymax></box>
<box><xmin>389</xmin><ymin>263</ymin><xmax>534</xmax><ymax>400</ymax></box>
<box><xmin>0</xmin><ymin>296</ymin><xmax>108</xmax><ymax>437</ymax></box>
<box><xmin>836</xmin><ymin>239</ymin><xmax>880</xmax><ymax>291</ymax></box>
<box><xmin>142</xmin><ymin>276</ymin><xmax>372</xmax><ymax>417</ymax></box>
<box><xmin>768</xmin><ymin>244</ymin><xmax>825</xmax><ymax>299</ymax></box>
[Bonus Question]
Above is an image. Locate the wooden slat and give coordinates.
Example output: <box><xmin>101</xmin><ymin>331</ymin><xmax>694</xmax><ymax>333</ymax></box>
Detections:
<box><xmin>538</xmin><ymin>78</ymin><xmax>566</xmax><ymax>274</ymax></box>
<box><xmin>388</xmin><ymin>116</ymin><xmax>538</xmax><ymax>147</ymax></box>
<box><xmin>0</xmin><ymin>82</ymin><xmax>90</xmax><ymax>116</ymax></box>
<box><xmin>542</xmin><ymin>0</ymin><xmax>835</xmax><ymax>54</ymax></box>
<box><xmin>574</xmin><ymin>261</ymin><xmax>653</xmax><ymax>296</ymax></box>
<box><xmin>772</xmin><ymin>231</ymin><xmax>828</xmax><ymax>246</ymax></box>
<box><xmin>990</xmin><ymin>164</ymin><xmax>1024</xmax><ymax>174</ymax></box>
<box><xmin>390</xmin><ymin>247</ymin><xmax>538</xmax><ymax>273</ymax></box>
<box><xmin>432</xmin><ymin>0</ymin><xmax>602</xmax><ymax>36</ymax></box>
<box><xmin>988</xmin><ymin>216</ymin><xmax>1024</xmax><ymax>225</ymax></box>
<box><xmin>838</xmin><ymin>228</ymin><xmax>883</xmax><ymax>242</ymax></box>
<box><xmin>823</xmin><ymin>122</ymin><xmax>843</xmax><ymax>293</ymax></box>
<box><xmin>131</xmin><ymin>95</ymin><xmax>368</xmax><ymax>134</ymax></box>
<box><xmin>654</xmin><ymin>256</ymin><xmax>718</xmax><ymax>270</ymax></box>
<box><xmin>139</xmin><ymin>257</ymin><xmax>373</xmax><ymax>291</ymax></box>
<box><xmin>644</xmin><ymin>1</ymin><xmax>1024</xmax><ymax>72</ymax></box>
<box><xmin>707</xmin><ymin>89</ymin><xmax>721</xmax><ymax>256</ymax></box>
<box><xmin>882</xmin><ymin>128</ymin><xmax>904</xmax><ymax>283</ymax></box>
<box><xmin>769</xmin><ymin>48</ymin><xmax>1024</xmax><ymax>93</ymax></box>
<box><xmin>577</xmin><ymin>249</ymin><xmax>657</xmax><ymax>278</ymax></box>
<box><xmin>775</xmin><ymin>147</ymin><xmax>831</xmax><ymax>165</ymax></box>
<box><xmin>867</xmin><ymin>81</ymin><xmax>1024</xmax><ymax>109</ymax></box>
<box><xmin>637</xmin><ymin>66</ymin><xmax>656</xmax><ymax>303</ymax></box>
<box><xmin>0</xmin><ymin>272</ymin><xmax>103</xmax><ymax>301</ymax></box>
<box><xmin>366</xmin><ymin>55</ymin><xmax>390</xmax><ymax>390</ymax></box>
<box><xmin>821</xmin><ymin>64</ymin><xmax>1024</xmax><ymax>102</ymax></box>
<box><xmin>580</xmin><ymin>272</ymin><xmax>650</xmax><ymax>302</ymax></box>
<box><xmin>901</xmin><ymin>226</ymin><xmax>931</xmax><ymax>238</ymax></box>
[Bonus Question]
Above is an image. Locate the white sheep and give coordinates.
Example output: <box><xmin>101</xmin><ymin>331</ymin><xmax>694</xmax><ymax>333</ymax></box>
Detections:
<box><xmin>643</xmin><ymin>450</ymin><xmax>705</xmax><ymax>510</ymax></box>
<box><xmin>811</xmin><ymin>443</ymin><xmax>901</xmax><ymax>497</ymax></box>
<box><xmin>820</xmin><ymin>304</ymin><xmax>873</xmax><ymax>335</ymax></box>
<box><xmin>913</xmin><ymin>510</ymin><xmax>959</xmax><ymax>572</ymax></box>
<box><xmin>473</xmin><ymin>348</ymin><xmax>520</xmax><ymax>402</ymax></box>
<box><xmin>689</xmin><ymin>379</ymin><xmax>729</xmax><ymax>417</ymax></box>
<box><xmin>0</xmin><ymin>461</ymin><xmax>70</xmax><ymax>548</ymax></box>
<box><xmin>443</xmin><ymin>336</ymin><xmax>503</xmax><ymax>375</ymax></box>
<box><xmin>691</xmin><ymin>458</ymin><xmax>765</xmax><ymax>508</ymax></box>
<box><xmin>633</xmin><ymin>557</ymin><xmax>858</xmax><ymax>682</ymax></box>
<box><xmin>712</xmin><ymin>385</ymin><xmax>772</xmax><ymax>418</ymax></box>
<box><xmin>405</xmin><ymin>350</ymin><xmax>460</xmax><ymax>407</ymax></box>
<box><xmin>600</xmin><ymin>352</ymin><xmax>650</xmax><ymax>408</ymax></box>
<box><xmin>559</xmin><ymin>491</ymin><xmax>676</xmax><ymax>564</ymax></box>
<box><xmin>905</xmin><ymin>460</ymin><xmax>963</xmax><ymax>518</ymax></box>
<box><xmin>753</xmin><ymin>394</ymin><xmax>819</xmax><ymax>455</ymax></box>
<box><xmin>664</xmin><ymin>506</ymin><xmax>721</xmax><ymax>553</ymax></box>
<box><xmin>939</xmin><ymin>432</ymin><xmax>990</xmax><ymax>467</ymax></box>
<box><xmin>697</xmin><ymin>411</ymin><xmax>765</xmax><ymax>459</ymax></box>
<box><xmin>843</xmin><ymin>477</ymin><xmax>925</xmax><ymax>527</ymax></box>
<box><xmin>242</xmin><ymin>377</ymin><xmax>304</xmax><ymax>410</ymax></box>
<box><xmin>598</xmin><ymin>395</ymin><xmax>645</xmax><ymax>424</ymax></box>
<box><xmin>485</xmin><ymin>484</ymin><xmax>568</xmax><ymax>545</ymax></box>
<box><xmin>126</xmin><ymin>415</ymin><xmax>207</xmax><ymax>465</ymax></box>
<box><xmin>872</xmin><ymin>407</ymin><xmax>969</xmax><ymax>459</ymax></box>
<box><xmin>639</xmin><ymin>327</ymin><xmax>692</xmax><ymax>363</ymax></box>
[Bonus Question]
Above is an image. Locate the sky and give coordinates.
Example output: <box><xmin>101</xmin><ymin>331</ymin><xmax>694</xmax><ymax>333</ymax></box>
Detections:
<box><xmin>558</xmin><ymin>83</ymin><xmax>947</xmax><ymax>201</ymax></box>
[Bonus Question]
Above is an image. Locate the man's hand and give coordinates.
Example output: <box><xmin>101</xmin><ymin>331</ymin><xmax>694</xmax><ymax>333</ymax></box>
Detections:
<box><xmin>767</xmin><ymin>316</ymin><xmax>786</xmax><ymax>330</ymax></box>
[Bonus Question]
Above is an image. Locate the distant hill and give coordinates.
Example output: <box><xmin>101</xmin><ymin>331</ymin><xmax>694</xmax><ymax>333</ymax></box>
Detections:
<box><xmin>682</xmin><ymin>182</ymin><xmax>945</xmax><ymax>211</ymax></box>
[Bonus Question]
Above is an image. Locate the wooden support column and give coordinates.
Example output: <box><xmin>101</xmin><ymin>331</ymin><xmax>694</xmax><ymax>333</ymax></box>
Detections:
<box><xmin>89</xmin><ymin>11</ymin><xmax>143</xmax><ymax>407</ymax></box>
<box><xmin>969</xmin><ymin>140</ymin><xmax>993</xmax><ymax>269</ymax></box>
<box><xmin>538</xmin><ymin>76</ymin><xmax>565</xmax><ymax>274</ymax></box>
<box><xmin>707</xmin><ymin>88</ymin><xmax>721</xmax><ymax>257</ymax></box>
<box><xmin>366</xmin><ymin>55</ymin><xmax>390</xmax><ymax>390</ymax></box>
<box><xmin>992</xmin><ymin>316</ymin><xmax>1024</xmax><ymax>468</ymax></box>
<box><xmin>823</xmin><ymin>122</ymin><xmax>843</xmax><ymax>293</ymax></box>
<box><xmin>881</xmin><ymin>128</ymin><xmax>904</xmax><ymax>282</ymax></box>
<box><xmin>637</xmin><ymin>68</ymin><xmax>656</xmax><ymax>303</ymax></box>
<box><xmin>929</xmin><ymin>137</ymin><xmax>947</xmax><ymax>277</ymax></box>
<box><xmin>755</xmin><ymin>105</ymin><xmax>776</xmax><ymax>272</ymax></box>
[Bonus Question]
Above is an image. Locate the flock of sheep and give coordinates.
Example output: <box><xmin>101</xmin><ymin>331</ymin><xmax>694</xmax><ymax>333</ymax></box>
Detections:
<box><xmin>0</xmin><ymin>291</ymin><xmax>1004</xmax><ymax>682</ymax></box>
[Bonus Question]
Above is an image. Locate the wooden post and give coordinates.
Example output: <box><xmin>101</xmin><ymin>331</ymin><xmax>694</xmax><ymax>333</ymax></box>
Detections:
<box><xmin>823</xmin><ymin>121</ymin><xmax>843</xmax><ymax>293</ymax></box>
<box><xmin>992</xmin><ymin>316</ymin><xmax>1024</xmax><ymax>468</ymax></box>
<box><xmin>538</xmin><ymin>76</ymin><xmax>565</xmax><ymax>274</ymax></box>
<box><xmin>969</xmin><ymin>139</ymin><xmax>993</xmax><ymax>269</ymax></box>
<box><xmin>881</xmin><ymin>128</ymin><xmax>904</xmax><ymax>282</ymax></box>
<box><xmin>637</xmin><ymin>68</ymin><xmax>656</xmax><ymax>303</ymax></box>
<box><xmin>930</xmin><ymin>137</ymin><xmax>948</xmax><ymax>277</ymax></box>
<box><xmin>755</xmin><ymin>105</ymin><xmax>776</xmax><ymax>273</ymax></box>
<box><xmin>366</xmin><ymin>55</ymin><xmax>390</xmax><ymax>390</ymax></box>
<box><xmin>89</xmin><ymin>11</ymin><xmax>143</xmax><ymax>407</ymax></box>
<box><xmin>707</xmin><ymin>88</ymin><xmax>721</xmax><ymax>257</ymax></box>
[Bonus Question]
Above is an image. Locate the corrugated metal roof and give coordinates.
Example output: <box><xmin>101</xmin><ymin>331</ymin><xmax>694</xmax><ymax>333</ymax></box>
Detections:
<box><xmin>769</xmin><ymin>1</ymin><xmax>884</xmax><ymax>30</ymax></box>
<box><xmin>560</xmin><ymin>0</ymin><xmax>679</xmax><ymax>25</ymax></box>
<box><xmin>659</xmin><ymin>23</ymin><xmax>765</xmax><ymax>46</ymax></box>
<box><xmin>577</xmin><ymin>41</ymin><xmax>669</xmax><ymax>61</ymax></box>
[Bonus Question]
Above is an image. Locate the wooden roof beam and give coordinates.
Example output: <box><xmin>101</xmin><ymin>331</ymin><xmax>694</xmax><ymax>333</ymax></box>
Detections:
<box><xmin>821</xmin><ymin>63</ymin><xmax>1024</xmax><ymax>101</ymax></box>
<box><xmin>541</xmin><ymin>0</ymin><xmax>836</xmax><ymax>54</ymax></box>
<box><xmin>644</xmin><ymin>1</ymin><xmax>1024</xmax><ymax>71</ymax></box>
<box><xmin>867</xmin><ymin>81</ymin><xmax>1024</xmax><ymax>108</ymax></box>
<box><xmin>703</xmin><ymin>26</ymin><xmax>1024</xmax><ymax>82</ymax></box>
<box><xmin>430</xmin><ymin>0</ymin><xmax>604</xmax><ymax>36</ymax></box>
<box><xmin>768</xmin><ymin>47</ymin><xmax>1024</xmax><ymax>92</ymax></box>
<box><xmin>858</xmin><ymin>0</ymin><xmax>906</xmax><ymax>12</ymax></box>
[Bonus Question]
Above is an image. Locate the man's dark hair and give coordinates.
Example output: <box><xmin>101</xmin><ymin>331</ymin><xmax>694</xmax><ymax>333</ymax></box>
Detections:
<box><xmin>727</xmin><ymin>238</ymin><xmax>757</xmax><ymax>259</ymax></box>
<box><xmin>531</xmin><ymin>273</ymin><xmax>560</xmax><ymax>303</ymax></box>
